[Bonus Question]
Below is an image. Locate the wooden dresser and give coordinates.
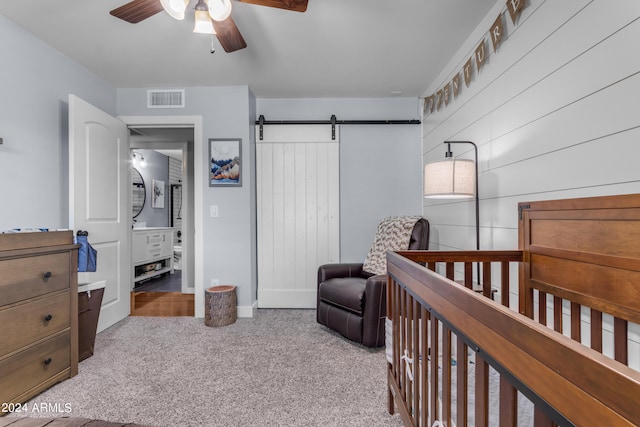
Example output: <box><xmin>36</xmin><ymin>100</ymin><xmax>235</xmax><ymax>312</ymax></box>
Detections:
<box><xmin>0</xmin><ymin>231</ymin><xmax>79</xmax><ymax>408</ymax></box>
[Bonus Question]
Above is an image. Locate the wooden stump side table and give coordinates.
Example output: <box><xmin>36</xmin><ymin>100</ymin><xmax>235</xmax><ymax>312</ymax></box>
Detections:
<box><xmin>204</xmin><ymin>285</ymin><xmax>237</xmax><ymax>327</ymax></box>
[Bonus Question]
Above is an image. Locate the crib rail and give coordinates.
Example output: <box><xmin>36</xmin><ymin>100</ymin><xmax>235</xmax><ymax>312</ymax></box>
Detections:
<box><xmin>386</xmin><ymin>250</ymin><xmax>640</xmax><ymax>427</ymax></box>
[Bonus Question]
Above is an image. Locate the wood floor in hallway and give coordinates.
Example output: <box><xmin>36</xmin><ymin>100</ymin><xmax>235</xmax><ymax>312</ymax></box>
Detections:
<box><xmin>131</xmin><ymin>271</ymin><xmax>194</xmax><ymax>317</ymax></box>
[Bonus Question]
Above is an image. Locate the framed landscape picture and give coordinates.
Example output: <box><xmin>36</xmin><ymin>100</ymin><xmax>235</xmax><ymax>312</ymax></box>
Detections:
<box><xmin>209</xmin><ymin>138</ymin><xmax>241</xmax><ymax>187</ymax></box>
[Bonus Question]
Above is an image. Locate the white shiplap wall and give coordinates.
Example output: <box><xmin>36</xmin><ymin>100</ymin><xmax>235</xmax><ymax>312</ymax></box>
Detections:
<box><xmin>422</xmin><ymin>0</ymin><xmax>640</xmax><ymax>369</ymax></box>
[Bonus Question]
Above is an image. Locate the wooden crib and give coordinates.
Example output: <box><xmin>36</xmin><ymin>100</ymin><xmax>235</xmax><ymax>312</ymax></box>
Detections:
<box><xmin>386</xmin><ymin>194</ymin><xmax>640</xmax><ymax>426</ymax></box>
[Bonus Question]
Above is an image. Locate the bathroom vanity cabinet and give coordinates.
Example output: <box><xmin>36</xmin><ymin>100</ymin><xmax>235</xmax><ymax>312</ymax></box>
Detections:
<box><xmin>132</xmin><ymin>228</ymin><xmax>174</xmax><ymax>284</ymax></box>
<box><xmin>0</xmin><ymin>231</ymin><xmax>79</xmax><ymax>408</ymax></box>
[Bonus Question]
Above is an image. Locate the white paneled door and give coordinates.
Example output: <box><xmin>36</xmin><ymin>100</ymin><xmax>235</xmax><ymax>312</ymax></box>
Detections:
<box><xmin>69</xmin><ymin>95</ymin><xmax>130</xmax><ymax>332</ymax></box>
<box><xmin>257</xmin><ymin>125</ymin><xmax>340</xmax><ymax>308</ymax></box>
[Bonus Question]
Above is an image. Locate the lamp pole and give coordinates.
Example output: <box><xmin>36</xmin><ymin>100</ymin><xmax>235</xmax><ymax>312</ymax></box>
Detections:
<box><xmin>444</xmin><ymin>141</ymin><xmax>480</xmax><ymax>283</ymax></box>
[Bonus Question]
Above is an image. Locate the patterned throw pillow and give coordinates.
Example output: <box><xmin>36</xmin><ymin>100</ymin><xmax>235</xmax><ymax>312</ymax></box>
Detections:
<box><xmin>362</xmin><ymin>216</ymin><xmax>423</xmax><ymax>276</ymax></box>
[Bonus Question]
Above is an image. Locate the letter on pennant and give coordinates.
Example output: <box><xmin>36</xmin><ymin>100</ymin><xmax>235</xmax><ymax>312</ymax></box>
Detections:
<box><xmin>436</xmin><ymin>89</ymin><xmax>443</xmax><ymax>110</ymax></box>
<box><xmin>463</xmin><ymin>58</ymin><xmax>473</xmax><ymax>87</ymax></box>
<box><xmin>475</xmin><ymin>39</ymin><xmax>487</xmax><ymax>71</ymax></box>
<box><xmin>507</xmin><ymin>0</ymin><xmax>525</xmax><ymax>25</ymax></box>
<box><xmin>443</xmin><ymin>83</ymin><xmax>450</xmax><ymax>106</ymax></box>
<box><xmin>490</xmin><ymin>14</ymin><xmax>504</xmax><ymax>52</ymax></box>
<box><xmin>452</xmin><ymin>73</ymin><xmax>461</xmax><ymax>97</ymax></box>
<box><xmin>423</xmin><ymin>96</ymin><xmax>435</xmax><ymax>114</ymax></box>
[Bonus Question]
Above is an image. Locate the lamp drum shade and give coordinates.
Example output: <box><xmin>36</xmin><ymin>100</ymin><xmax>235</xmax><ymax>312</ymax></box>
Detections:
<box><xmin>424</xmin><ymin>158</ymin><xmax>475</xmax><ymax>199</ymax></box>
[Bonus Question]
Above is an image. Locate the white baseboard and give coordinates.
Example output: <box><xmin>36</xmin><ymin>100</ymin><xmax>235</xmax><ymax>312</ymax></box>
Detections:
<box><xmin>237</xmin><ymin>301</ymin><xmax>258</xmax><ymax>318</ymax></box>
<box><xmin>257</xmin><ymin>289</ymin><xmax>316</xmax><ymax>308</ymax></box>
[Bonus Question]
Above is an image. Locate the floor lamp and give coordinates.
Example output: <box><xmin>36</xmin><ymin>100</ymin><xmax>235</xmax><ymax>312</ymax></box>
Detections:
<box><xmin>424</xmin><ymin>141</ymin><xmax>480</xmax><ymax>284</ymax></box>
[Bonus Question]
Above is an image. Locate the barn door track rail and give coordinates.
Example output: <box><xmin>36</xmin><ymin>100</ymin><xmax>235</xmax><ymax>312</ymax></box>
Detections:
<box><xmin>256</xmin><ymin>114</ymin><xmax>421</xmax><ymax>140</ymax></box>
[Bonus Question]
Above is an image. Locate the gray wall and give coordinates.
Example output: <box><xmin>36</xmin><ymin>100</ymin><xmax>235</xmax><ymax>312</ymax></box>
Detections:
<box><xmin>117</xmin><ymin>86</ymin><xmax>256</xmax><ymax>311</ymax></box>
<box><xmin>0</xmin><ymin>15</ymin><xmax>116</xmax><ymax>230</ymax></box>
<box><xmin>1</xmin><ymin>13</ymin><xmax>425</xmax><ymax>314</ymax></box>
<box><xmin>257</xmin><ymin>98</ymin><xmax>423</xmax><ymax>262</ymax></box>
<box><xmin>116</xmin><ymin>92</ymin><xmax>424</xmax><ymax>312</ymax></box>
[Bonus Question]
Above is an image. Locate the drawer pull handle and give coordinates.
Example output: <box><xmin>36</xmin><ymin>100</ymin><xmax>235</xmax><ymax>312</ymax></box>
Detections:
<box><xmin>44</xmin><ymin>314</ymin><xmax>53</xmax><ymax>322</ymax></box>
<box><xmin>44</xmin><ymin>358</ymin><xmax>52</xmax><ymax>365</ymax></box>
<box><xmin>43</xmin><ymin>271</ymin><xmax>52</xmax><ymax>281</ymax></box>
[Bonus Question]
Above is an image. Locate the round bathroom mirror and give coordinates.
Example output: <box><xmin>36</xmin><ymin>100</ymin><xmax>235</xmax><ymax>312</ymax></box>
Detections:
<box><xmin>132</xmin><ymin>168</ymin><xmax>146</xmax><ymax>218</ymax></box>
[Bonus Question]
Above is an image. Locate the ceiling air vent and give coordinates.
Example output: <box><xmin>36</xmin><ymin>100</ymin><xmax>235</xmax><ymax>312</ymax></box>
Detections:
<box><xmin>147</xmin><ymin>89</ymin><xmax>185</xmax><ymax>108</ymax></box>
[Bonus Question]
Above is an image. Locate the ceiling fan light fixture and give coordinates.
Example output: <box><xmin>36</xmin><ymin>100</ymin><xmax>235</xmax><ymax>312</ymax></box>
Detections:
<box><xmin>193</xmin><ymin>0</ymin><xmax>216</xmax><ymax>34</ymax></box>
<box><xmin>208</xmin><ymin>0</ymin><xmax>232</xmax><ymax>21</ymax></box>
<box><xmin>193</xmin><ymin>10</ymin><xmax>216</xmax><ymax>34</ymax></box>
<box><xmin>160</xmin><ymin>0</ymin><xmax>189</xmax><ymax>20</ymax></box>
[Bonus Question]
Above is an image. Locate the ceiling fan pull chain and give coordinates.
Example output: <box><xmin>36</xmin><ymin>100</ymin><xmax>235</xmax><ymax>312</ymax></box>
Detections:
<box><xmin>210</xmin><ymin>35</ymin><xmax>216</xmax><ymax>54</ymax></box>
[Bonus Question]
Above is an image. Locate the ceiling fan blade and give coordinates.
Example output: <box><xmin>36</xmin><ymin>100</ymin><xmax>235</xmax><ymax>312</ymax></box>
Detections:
<box><xmin>110</xmin><ymin>0</ymin><xmax>164</xmax><ymax>23</ymax></box>
<box><xmin>213</xmin><ymin>17</ymin><xmax>248</xmax><ymax>53</ymax></box>
<box><xmin>236</xmin><ymin>0</ymin><xmax>308</xmax><ymax>12</ymax></box>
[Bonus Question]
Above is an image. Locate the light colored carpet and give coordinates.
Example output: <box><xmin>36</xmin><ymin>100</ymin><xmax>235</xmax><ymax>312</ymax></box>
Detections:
<box><xmin>8</xmin><ymin>310</ymin><xmax>403</xmax><ymax>427</ymax></box>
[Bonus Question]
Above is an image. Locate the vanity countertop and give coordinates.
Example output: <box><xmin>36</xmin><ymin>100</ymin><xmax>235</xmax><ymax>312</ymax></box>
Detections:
<box><xmin>132</xmin><ymin>227</ymin><xmax>174</xmax><ymax>231</ymax></box>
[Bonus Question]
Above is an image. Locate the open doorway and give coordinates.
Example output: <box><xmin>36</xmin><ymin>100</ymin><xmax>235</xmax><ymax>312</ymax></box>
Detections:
<box><xmin>128</xmin><ymin>126</ymin><xmax>195</xmax><ymax>316</ymax></box>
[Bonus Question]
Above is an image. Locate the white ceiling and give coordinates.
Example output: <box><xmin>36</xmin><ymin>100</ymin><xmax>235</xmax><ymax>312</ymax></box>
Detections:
<box><xmin>0</xmin><ymin>0</ymin><xmax>497</xmax><ymax>98</ymax></box>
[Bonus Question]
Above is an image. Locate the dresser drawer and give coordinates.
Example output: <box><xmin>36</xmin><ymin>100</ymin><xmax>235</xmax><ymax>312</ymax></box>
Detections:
<box><xmin>148</xmin><ymin>242</ymin><xmax>162</xmax><ymax>258</ymax></box>
<box><xmin>0</xmin><ymin>292</ymin><xmax>71</xmax><ymax>357</ymax></box>
<box><xmin>148</xmin><ymin>233</ymin><xmax>164</xmax><ymax>244</ymax></box>
<box><xmin>0</xmin><ymin>252</ymin><xmax>70</xmax><ymax>306</ymax></box>
<box><xmin>0</xmin><ymin>330</ymin><xmax>70</xmax><ymax>404</ymax></box>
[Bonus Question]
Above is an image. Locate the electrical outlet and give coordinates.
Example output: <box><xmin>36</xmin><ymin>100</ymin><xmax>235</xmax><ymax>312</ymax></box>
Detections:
<box><xmin>211</xmin><ymin>279</ymin><xmax>219</xmax><ymax>286</ymax></box>
<box><xmin>210</xmin><ymin>205</ymin><xmax>219</xmax><ymax>217</ymax></box>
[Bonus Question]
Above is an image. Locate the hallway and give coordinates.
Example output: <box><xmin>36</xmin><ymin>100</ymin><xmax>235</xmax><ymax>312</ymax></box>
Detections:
<box><xmin>131</xmin><ymin>271</ymin><xmax>194</xmax><ymax>317</ymax></box>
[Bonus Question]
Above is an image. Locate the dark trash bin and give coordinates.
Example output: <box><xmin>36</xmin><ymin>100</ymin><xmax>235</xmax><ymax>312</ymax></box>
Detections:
<box><xmin>78</xmin><ymin>280</ymin><xmax>106</xmax><ymax>361</ymax></box>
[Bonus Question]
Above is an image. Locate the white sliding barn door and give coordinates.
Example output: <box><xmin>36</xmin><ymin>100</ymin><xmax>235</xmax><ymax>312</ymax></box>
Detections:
<box><xmin>257</xmin><ymin>125</ymin><xmax>340</xmax><ymax>308</ymax></box>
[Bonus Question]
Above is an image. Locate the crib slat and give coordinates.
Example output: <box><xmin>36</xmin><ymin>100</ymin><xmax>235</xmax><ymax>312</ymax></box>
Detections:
<box><xmin>446</xmin><ymin>262</ymin><xmax>455</xmax><ymax>280</ymax></box>
<box><xmin>400</xmin><ymin>286</ymin><xmax>407</xmax><ymax>404</ymax></box>
<box><xmin>475</xmin><ymin>354</ymin><xmax>489</xmax><ymax>427</ymax></box>
<box><xmin>413</xmin><ymin>298</ymin><xmax>421</xmax><ymax>423</ymax></box>
<box><xmin>499</xmin><ymin>377</ymin><xmax>517</xmax><ymax>427</ymax></box>
<box><xmin>406</xmin><ymin>290</ymin><xmax>414</xmax><ymax>422</ymax></box>
<box><xmin>482</xmin><ymin>262</ymin><xmax>492</xmax><ymax>298</ymax></box>
<box><xmin>456</xmin><ymin>337</ymin><xmax>468</xmax><ymax>427</ymax></box>
<box><xmin>553</xmin><ymin>296</ymin><xmax>562</xmax><ymax>333</ymax></box>
<box><xmin>539</xmin><ymin>291</ymin><xmax>547</xmax><ymax>325</ymax></box>
<box><xmin>421</xmin><ymin>306</ymin><xmax>429</xmax><ymax>427</ymax></box>
<box><xmin>430</xmin><ymin>318</ymin><xmax>439</xmax><ymax>426</ymax></box>
<box><xmin>533</xmin><ymin>406</ymin><xmax>553</xmax><ymax>426</ymax></box>
<box><xmin>387</xmin><ymin>278</ymin><xmax>396</xmax><ymax>416</ymax></box>
<box><xmin>408</xmin><ymin>290</ymin><xmax>414</xmax><ymax>415</ymax></box>
<box><xmin>571</xmin><ymin>302</ymin><xmax>581</xmax><ymax>341</ymax></box>
<box><xmin>464</xmin><ymin>262</ymin><xmax>473</xmax><ymax>289</ymax></box>
<box><xmin>501</xmin><ymin>261</ymin><xmax>510</xmax><ymax>308</ymax></box>
<box><xmin>614</xmin><ymin>317</ymin><xmax>628</xmax><ymax>364</ymax></box>
<box><xmin>443</xmin><ymin>327</ymin><xmax>452</xmax><ymax>425</ymax></box>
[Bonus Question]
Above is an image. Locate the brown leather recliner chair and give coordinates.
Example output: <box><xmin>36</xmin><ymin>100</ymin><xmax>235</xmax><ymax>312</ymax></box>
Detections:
<box><xmin>316</xmin><ymin>217</ymin><xmax>429</xmax><ymax>347</ymax></box>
